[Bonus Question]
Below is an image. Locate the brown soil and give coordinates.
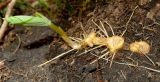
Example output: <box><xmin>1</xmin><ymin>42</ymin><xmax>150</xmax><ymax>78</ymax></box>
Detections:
<box><xmin>1</xmin><ymin>0</ymin><xmax>160</xmax><ymax>82</ymax></box>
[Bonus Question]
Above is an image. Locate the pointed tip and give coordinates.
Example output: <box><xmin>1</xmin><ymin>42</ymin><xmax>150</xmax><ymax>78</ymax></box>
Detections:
<box><xmin>109</xmin><ymin>53</ymin><xmax>116</xmax><ymax>68</ymax></box>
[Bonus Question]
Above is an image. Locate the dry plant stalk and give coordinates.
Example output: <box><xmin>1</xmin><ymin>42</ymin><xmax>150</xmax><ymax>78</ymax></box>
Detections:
<box><xmin>0</xmin><ymin>0</ymin><xmax>16</xmax><ymax>40</ymax></box>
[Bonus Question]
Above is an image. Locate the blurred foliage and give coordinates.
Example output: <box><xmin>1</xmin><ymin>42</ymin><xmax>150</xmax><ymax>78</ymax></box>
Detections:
<box><xmin>0</xmin><ymin>0</ymin><xmax>7</xmax><ymax>17</ymax></box>
<box><xmin>0</xmin><ymin>0</ymin><xmax>4</xmax><ymax>2</ymax></box>
<box><xmin>0</xmin><ymin>0</ymin><xmax>92</xmax><ymax>17</ymax></box>
<box><xmin>0</xmin><ymin>0</ymin><xmax>93</xmax><ymax>24</ymax></box>
<box><xmin>0</xmin><ymin>0</ymin><xmax>29</xmax><ymax>17</ymax></box>
<box><xmin>55</xmin><ymin>0</ymin><xmax>74</xmax><ymax>16</ymax></box>
<box><xmin>65</xmin><ymin>0</ymin><xmax>74</xmax><ymax>15</ymax></box>
<box><xmin>55</xmin><ymin>0</ymin><xmax>91</xmax><ymax>16</ymax></box>
<box><xmin>38</xmin><ymin>0</ymin><xmax>49</xmax><ymax>9</ymax></box>
<box><xmin>14</xmin><ymin>0</ymin><xmax>27</xmax><ymax>10</ymax></box>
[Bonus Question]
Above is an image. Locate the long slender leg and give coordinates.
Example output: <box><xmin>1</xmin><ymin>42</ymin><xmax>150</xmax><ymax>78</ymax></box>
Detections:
<box><xmin>109</xmin><ymin>53</ymin><xmax>116</xmax><ymax>68</ymax></box>
<box><xmin>92</xmin><ymin>19</ymin><xmax>109</xmax><ymax>37</ymax></box>
<box><xmin>97</xmin><ymin>30</ymin><xmax>105</xmax><ymax>37</ymax></box>
<box><xmin>90</xmin><ymin>52</ymin><xmax>160</xmax><ymax>73</ymax></box>
<box><xmin>80</xmin><ymin>22</ymin><xmax>87</xmax><ymax>38</ymax></box>
<box><xmin>90</xmin><ymin>51</ymin><xmax>110</xmax><ymax>64</ymax></box>
<box><xmin>69</xmin><ymin>37</ymin><xmax>82</xmax><ymax>42</ymax></box>
<box><xmin>101</xmin><ymin>48</ymin><xmax>108</xmax><ymax>53</ymax></box>
<box><xmin>144</xmin><ymin>54</ymin><xmax>155</xmax><ymax>66</ymax></box>
<box><xmin>77</xmin><ymin>45</ymin><xmax>103</xmax><ymax>56</ymax></box>
<box><xmin>138</xmin><ymin>50</ymin><xmax>155</xmax><ymax>66</ymax></box>
<box><xmin>104</xmin><ymin>20</ymin><xmax>115</xmax><ymax>35</ymax></box>
<box><xmin>99</xmin><ymin>20</ymin><xmax>109</xmax><ymax>37</ymax></box>
<box><xmin>38</xmin><ymin>49</ymin><xmax>75</xmax><ymax>67</ymax></box>
<box><xmin>121</xmin><ymin>5</ymin><xmax>138</xmax><ymax>36</ymax></box>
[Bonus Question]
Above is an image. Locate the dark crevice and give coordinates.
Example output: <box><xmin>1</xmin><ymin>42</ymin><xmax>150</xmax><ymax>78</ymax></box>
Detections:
<box><xmin>23</xmin><ymin>35</ymin><xmax>55</xmax><ymax>49</ymax></box>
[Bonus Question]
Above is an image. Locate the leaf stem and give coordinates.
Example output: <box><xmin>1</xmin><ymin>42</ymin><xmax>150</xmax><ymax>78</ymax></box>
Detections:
<box><xmin>49</xmin><ymin>23</ymin><xmax>80</xmax><ymax>49</ymax></box>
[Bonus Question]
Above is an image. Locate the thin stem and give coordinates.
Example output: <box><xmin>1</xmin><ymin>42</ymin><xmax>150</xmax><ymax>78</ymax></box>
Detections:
<box><xmin>38</xmin><ymin>49</ymin><xmax>75</xmax><ymax>67</ymax></box>
<box><xmin>49</xmin><ymin>23</ymin><xmax>80</xmax><ymax>49</ymax></box>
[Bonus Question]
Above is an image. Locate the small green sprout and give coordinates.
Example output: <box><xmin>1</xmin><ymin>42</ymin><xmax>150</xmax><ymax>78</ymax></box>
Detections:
<box><xmin>6</xmin><ymin>12</ymin><xmax>81</xmax><ymax>49</ymax></box>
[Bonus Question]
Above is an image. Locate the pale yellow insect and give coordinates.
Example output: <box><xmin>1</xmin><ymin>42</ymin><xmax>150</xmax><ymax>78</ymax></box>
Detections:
<box><xmin>38</xmin><ymin>5</ymin><xmax>140</xmax><ymax>67</ymax></box>
<box><xmin>130</xmin><ymin>41</ymin><xmax>150</xmax><ymax>55</ymax></box>
<box><xmin>89</xmin><ymin>20</ymin><xmax>125</xmax><ymax>67</ymax></box>
<box><xmin>129</xmin><ymin>41</ymin><xmax>154</xmax><ymax>66</ymax></box>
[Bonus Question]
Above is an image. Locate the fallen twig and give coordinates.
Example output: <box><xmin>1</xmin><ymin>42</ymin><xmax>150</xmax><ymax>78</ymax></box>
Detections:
<box><xmin>0</xmin><ymin>0</ymin><xmax>16</xmax><ymax>40</ymax></box>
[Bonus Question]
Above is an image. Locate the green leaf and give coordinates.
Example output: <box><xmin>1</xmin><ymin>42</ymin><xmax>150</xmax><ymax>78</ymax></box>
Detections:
<box><xmin>5</xmin><ymin>12</ymin><xmax>79</xmax><ymax>49</ymax></box>
<box><xmin>6</xmin><ymin>14</ymin><xmax>51</xmax><ymax>26</ymax></box>
<box><xmin>34</xmin><ymin>12</ymin><xmax>51</xmax><ymax>25</ymax></box>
